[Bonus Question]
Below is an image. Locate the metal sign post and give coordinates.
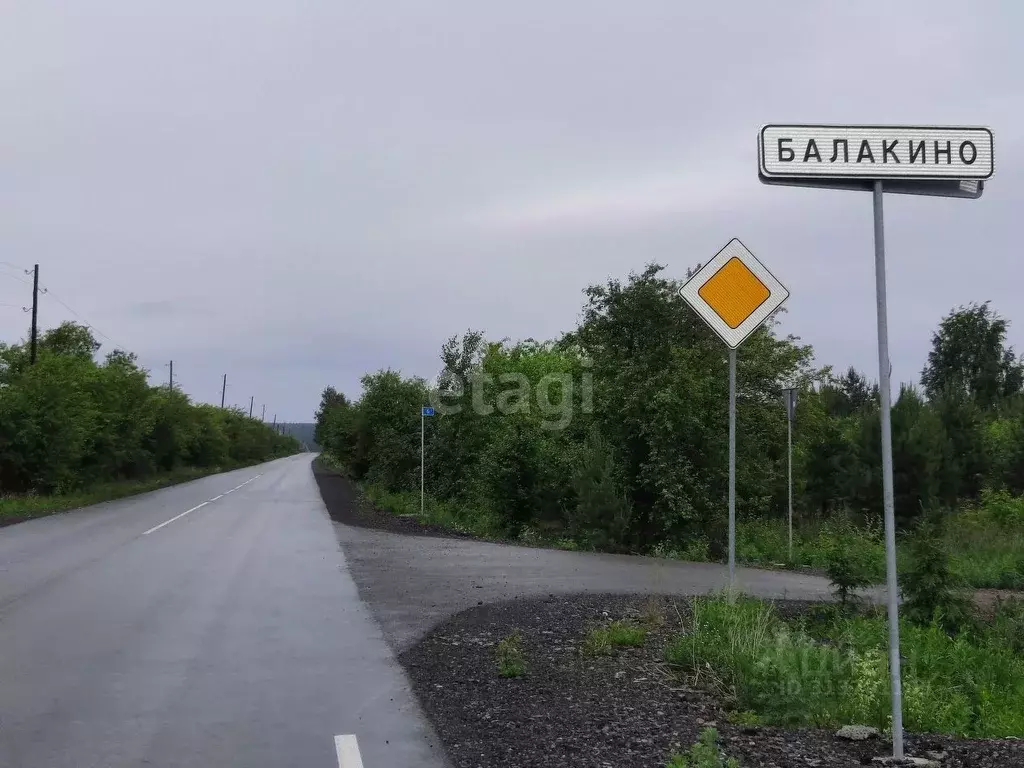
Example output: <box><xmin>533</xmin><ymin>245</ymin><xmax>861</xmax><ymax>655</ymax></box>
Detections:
<box><xmin>872</xmin><ymin>180</ymin><xmax>905</xmax><ymax>754</ymax></box>
<box><xmin>680</xmin><ymin>238</ymin><xmax>790</xmax><ymax>597</ymax></box>
<box><xmin>758</xmin><ymin>123</ymin><xmax>994</xmax><ymax>761</ymax></box>
<box><xmin>781</xmin><ymin>387</ymin><xmax>798</xmax><ymax>563</ymax></box>
<box><xmin>728</xmin><ymin>348</ymin><xmax>737</xmax><ymax>588</ymax></box>
<box><xmin>421</xmin><ymin>406</ymin><xmax>434</xmax><ymax>516</ymax></box>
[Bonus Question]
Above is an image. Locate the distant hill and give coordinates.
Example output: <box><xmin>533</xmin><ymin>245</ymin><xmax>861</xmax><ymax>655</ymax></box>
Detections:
<box><xmin>275</xmin><ymin>422</ymin><xmax>319</xmax><ymax>452</ymax></box>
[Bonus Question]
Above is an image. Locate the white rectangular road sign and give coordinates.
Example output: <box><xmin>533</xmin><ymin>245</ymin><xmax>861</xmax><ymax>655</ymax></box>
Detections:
<box><xmin>679</xmin><ymin>238</ymin><xmax>789</xmax><ymax>349</ymax></box>
<box><xmin>759</xmin><ymin>125</ymin><xmax>993</xmax><ymax>180</ymax></box>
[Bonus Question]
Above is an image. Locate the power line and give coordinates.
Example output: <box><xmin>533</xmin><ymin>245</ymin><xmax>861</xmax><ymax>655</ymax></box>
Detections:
<box><xmin>0</xmin><ymin>271</ymin><xmax>32</xmax><ymax>287</ymax></box>
<box><xmin>37</xmin><ymin>283</ymin><xmax>120</xmax><ymax>347</ymax></box>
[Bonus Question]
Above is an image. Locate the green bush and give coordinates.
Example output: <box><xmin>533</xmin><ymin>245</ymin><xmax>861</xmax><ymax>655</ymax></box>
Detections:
<box><xmin>825</xmin><ymin>519</ymin><xmax>882</xmax><ymax>604</ymax></box>
<box><xmin>569</xmin><ymin>427</ymin><xmax>632</xmax><ymax>551</ymax></box>
<box><xmin>902</xmin><ymin>509</ymin><xmax>969</xmax><ymax>629</ymax></box>
<box><xmin>665</xmin><ymin>728</ymin><xmax>739</xmax><ymax>768</ymax></box>
<box><xmin>979</xmin><ymin>487</ymin><xmax>1024</xmax><ymax>526</ymax></box>
<box><xmin>0</xmin><ymin>322</ymin><xmax>300</xmax><ymax>504</ymax></box>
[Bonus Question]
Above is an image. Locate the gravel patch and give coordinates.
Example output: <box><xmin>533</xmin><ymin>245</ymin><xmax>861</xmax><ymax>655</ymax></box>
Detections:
<box><xmin>400</xmin><ymin>593</ymin><xmax>1024</xmax><ymax>768</ymax></box>
<box><xmin>312</xmin><ymin>456</ymin><xmax>477</xmax><ymax>539</ymax></box>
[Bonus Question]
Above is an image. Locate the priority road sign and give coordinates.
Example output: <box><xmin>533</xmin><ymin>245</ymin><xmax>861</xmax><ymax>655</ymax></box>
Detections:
<box><xmin>679</xmin><ymin>238</ymin><xmax>789</xmax><ymax>349</ymax></box>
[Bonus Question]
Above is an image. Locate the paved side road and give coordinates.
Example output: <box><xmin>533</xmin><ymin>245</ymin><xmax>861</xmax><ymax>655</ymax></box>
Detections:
<box><xmin>315</xmin><ymin>466</ymin><xmax>838</xmax><ymax>654</ymax></box>
<box><xmin>0</xmin><ymin>454</ymin><xmax>447</xmax><ymax>768</ymax></box>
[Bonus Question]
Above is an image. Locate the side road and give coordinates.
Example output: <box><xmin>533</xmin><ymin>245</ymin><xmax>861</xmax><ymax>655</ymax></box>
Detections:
<box><xmin>313</xmin><ymin>461</ymin><xmax>838</xmax><ymax>653</ymax></box>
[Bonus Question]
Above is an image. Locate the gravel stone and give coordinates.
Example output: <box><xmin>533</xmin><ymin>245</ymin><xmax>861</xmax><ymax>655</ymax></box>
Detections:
<box><xmin>401</xmin><ymin>594</ymin><xmax>1024</xmax><ymax>768</ymax></box>
<box><xmin>837</xmin><ymin>725</ymin><xmax>881</xmax><ymax>741</ymax></box>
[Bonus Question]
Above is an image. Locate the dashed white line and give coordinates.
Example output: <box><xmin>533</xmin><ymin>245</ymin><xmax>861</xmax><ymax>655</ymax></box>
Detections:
<box><xmin>334</xmin><ymin>735</ymin><xmax>365</xmax><ymax>768</ymax></box>
<box><xmin>141</xmin><ymin>473</ymin><xmax>263</xmax><ymax>535</ymax></box>
<box><xmin>142</xmin><ymin>502</ymin><xmax>209</xmax><ymax>535</ymax></box>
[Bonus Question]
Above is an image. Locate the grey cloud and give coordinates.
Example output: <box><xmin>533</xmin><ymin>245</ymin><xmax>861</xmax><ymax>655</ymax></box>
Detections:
<box><xmin>1</xmin><ymin>0</ymin><xmax>1021</xmax><ymax>419</ymax></box>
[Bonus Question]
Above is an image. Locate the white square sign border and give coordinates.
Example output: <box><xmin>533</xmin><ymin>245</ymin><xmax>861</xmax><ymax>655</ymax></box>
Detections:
<box><xmin>679</xmin><ymin>238</ymin><xmax>790</xmax><ymax>349</ymax></box>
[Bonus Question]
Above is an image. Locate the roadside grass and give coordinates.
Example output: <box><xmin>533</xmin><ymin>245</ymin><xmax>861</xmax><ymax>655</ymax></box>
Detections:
<box><xmin>951</xmin><ymin>493</ymin><xmax>1024</xmax><ymax>589</ymax></box>
<box><xmin>665</xmin><ymin>595</ymin><xmax>1024</xmax><ymax>738</ymax></box>
<box><xmin>360</xmin><ymin>484</ymin><xmax>506</xmax><ymax>539</ymax></box>
<box><xmin>665</xmin><ymin>728</ymin><xmax>740</xmax><ymax>768</ymax></box>
<box><xmin>0</xmin><ymin>465</ymin><xmax>245</xmax><ymax>528</ymax></box>
<box><xmin>360</xmin><ymin>483</ymin><xmax>583</xmax><ymax>551</ymax></box>
<box><xmin>735</xmin><ymin>517</ymin><xmax>887</xmax><ymax>578</ymax></box>
<box><xmin>736</xmin><ymin>500</ymin><xmax>1023</xmax><ymax>591</ymax></box>
<box><xmin>582</xmin><ymin>620</ymin><xmax>648</xmax><ymax>656</ymax></box>
<box><xmin>495</xmin><ymin>631</ymin><xmax>527</xmax><ymax>678</ymax></box>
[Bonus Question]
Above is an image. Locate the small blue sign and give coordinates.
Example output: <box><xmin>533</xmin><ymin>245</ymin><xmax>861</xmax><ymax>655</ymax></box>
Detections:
<box><xmin>422</xmin><ymin>406</ymin><xmax>435</xmax><ymax>416</ymax></box>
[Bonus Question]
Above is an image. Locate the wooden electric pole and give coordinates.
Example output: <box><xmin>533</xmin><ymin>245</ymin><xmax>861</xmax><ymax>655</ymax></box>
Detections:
<box><xmin>29</xmin><ymin>264</ymin><xmax>39</xmax><ymax>365</ymax></box>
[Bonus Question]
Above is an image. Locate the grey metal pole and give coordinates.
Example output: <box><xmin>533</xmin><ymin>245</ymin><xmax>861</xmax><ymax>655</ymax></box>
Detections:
<box><xmin>787</xmin><ymin>408</ymin><xmax>793</xmax><ymax>563</ymax></box>
<box><xmin>728</xmin><ymin>347</ymin><xmax>737</xmax><ymax>595</ymax></box>
<box><xmin>420</xmin><ymin>410</ymin><xmax>425</xmax><ymax>516</ymax></box>
<box><xmin>872</xmin><ymin>180</ymin><xmax>904</xmax><ymax>759</ymax></box>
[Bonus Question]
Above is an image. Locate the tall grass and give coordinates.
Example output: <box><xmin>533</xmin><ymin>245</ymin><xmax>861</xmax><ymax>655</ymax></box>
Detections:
<box><xmin>736</xmin><ymin>517</ymin><xmax>886</xmax><ymax>578</ymax></box>
<box><xmin>952</xmin><ymin>491</ymin><xmax>1024</xmax><ymax>589</ymax></box>
<box><xmin>736</xmin><ymin>494</ymin><xmax>1024</xmax><ymax>590</ymax></box>
<box><xmin>665</xmin><ymin>596</ymin><xmax>1024</xmax><ymax>737</ymax></box>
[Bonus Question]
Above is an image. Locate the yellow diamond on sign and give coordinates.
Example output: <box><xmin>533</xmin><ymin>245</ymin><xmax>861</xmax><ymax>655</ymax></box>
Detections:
<box><xmin>698</xmin><ymin>257</ymin><xmax>770</xmax><ymax>329</ymax></box>
<box><xmin>678</xmin><ymin>238</ymin><xmax>789</xmax><ymax>349</ymax></box>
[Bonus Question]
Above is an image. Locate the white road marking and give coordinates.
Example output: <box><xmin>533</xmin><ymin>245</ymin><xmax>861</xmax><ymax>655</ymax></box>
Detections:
<box><xmin>334</xmin><ymin>735</ymin><xmax>365</xmax><ymax>768</ymax></box>
<box><xmin>142</xmin><ymin>502</ymin><xmax>209</xmax><ymax>535</ymax></box>
<box><xmin>141</xmin><ymin>473</ymin><xmax>264</xmax><ymax>536</ymax></box>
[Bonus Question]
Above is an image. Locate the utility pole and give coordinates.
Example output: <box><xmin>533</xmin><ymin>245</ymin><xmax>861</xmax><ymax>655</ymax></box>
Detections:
<box><xmin>29</xmin><ymin>264</ymin><xmax>39</xmax><ymax>365</ymax></box>
<box><xmin>249</xmin><ymin>396</ymin><xmax>254</xmax><ymax>418</ymax></box>
<box><xmin>221</xmin><ymin>374</ymin><xmax>227</xmax><ymax>408</ymax></box>
<box><xmin>261</xmin><ymin>404</ymin><xmax>266</xmax><ymax>422</ymax></box>
<box><xmin>168</xmin><ymin>360</ymin><xmax>174</xmax><ymax>391</ymax></box>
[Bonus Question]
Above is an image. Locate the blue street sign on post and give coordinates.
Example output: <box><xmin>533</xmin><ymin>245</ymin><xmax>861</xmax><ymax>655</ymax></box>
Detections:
<box><xmin>420</xmin><ymin>406</ymin><xmax>434</xmax><ymax>515</ymax></box>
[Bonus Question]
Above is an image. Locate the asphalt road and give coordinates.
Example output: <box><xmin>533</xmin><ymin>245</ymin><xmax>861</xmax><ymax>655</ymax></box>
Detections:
<box><xmin>0</xmin><ymin>454</ymin><xmax>446</xmax><ymax>768</ymax></box>
<box><xmin>317</xmin><ymin>469</ymin><xmax>839</xmax><ymax>654</ymax></box>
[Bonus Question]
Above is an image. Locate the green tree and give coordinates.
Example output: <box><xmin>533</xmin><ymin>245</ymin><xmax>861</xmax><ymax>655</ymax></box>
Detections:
<box><xmin>922</xmin><ymin>302</ymin><xmax>1023</xmax><ymax>409</ymax></box>
<box><xmin>40</xmin><ymin>321</ymin><xmax>102</xmax><ymax>360</ymax></box>
<box><xmin>569</xmin><ymin>426</ymin><xmax>632</xmax><ymax>550</ymax></box>
<box><xmin>314</xmin><ymin>386</ymin><xmax>349</xmax><ymax>448</ymax></box>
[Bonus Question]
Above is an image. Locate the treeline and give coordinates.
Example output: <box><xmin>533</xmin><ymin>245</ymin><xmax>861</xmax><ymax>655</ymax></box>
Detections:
<box><xmin>315</xmin><ymin>264</ymin><xmax>1024</xmax><ymax>554</ymax></box>
<box><xmin>0</xmin><ymin>322</ymin><xmax>301</xmax><ymax>495</ymax></box>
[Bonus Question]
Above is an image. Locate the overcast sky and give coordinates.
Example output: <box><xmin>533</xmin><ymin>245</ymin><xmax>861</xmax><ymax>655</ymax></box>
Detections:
<box><xmin>2</xmin><ymin>1</ymin><xmax>1021</xmax><ymax>420</ymax></box>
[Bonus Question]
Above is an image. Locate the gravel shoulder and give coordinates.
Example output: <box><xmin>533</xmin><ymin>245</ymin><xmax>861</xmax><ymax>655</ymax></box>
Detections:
<box><xmin>401</xmin><ymin>594</ymin><xmax>1024</xmax><ymax>768</ymax></box>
